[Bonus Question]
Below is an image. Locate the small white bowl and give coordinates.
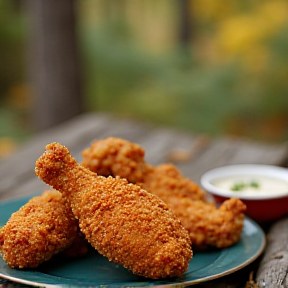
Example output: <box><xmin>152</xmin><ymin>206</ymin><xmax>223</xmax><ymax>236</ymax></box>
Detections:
<box><xmin>201</xmin><ymin>164</ymin><xmax>288</xmax><ymax>222</ymax></box>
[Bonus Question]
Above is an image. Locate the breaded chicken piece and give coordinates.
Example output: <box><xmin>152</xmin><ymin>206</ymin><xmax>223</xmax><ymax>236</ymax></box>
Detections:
<box><xmin>35</xmin><ymin>143</ymin><xmax>192</xmax><ymax>279</ymax></box>
<box><xmin>82</xmin><ymin>137</ymin><xmax>206</xmax><ymax>201</ymax></box>
<box><xmin>82</xmin><ymin>137</ymin><xmax>147</xmax><ymax>183</ymax></box>
<box><xmin>140</xmin><ymin>164</ymin><xmax>246</xmax><ymax>247</ymax></box>
<box><xmin>81</xmin><ymin>137</ymin><xmax>246</xmax><ymax>249</ymax></box>
<box><xmin>144</xmin><ymin>194</ymin><xmax>246</xmax><ymax>250</ymax></box>
<box><xmin>0</xmin><ymin>190</ymin><xmax>78</xmax><ymax>268</ymax></box>
<box><xmin>142</xmin><ymin>164</ymin><xmax>207</xmax><ymax>202</ymax></box>
<box><xmin>140</xmin><ymin>166</ymin><xmax>246</xmax><ymax>249</ymax></box>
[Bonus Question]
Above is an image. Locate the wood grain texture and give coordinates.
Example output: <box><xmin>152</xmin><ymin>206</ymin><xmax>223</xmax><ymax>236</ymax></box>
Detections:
<box><xmin>1</xmin><ymin>112</ymin><xmax>287</xmax><ymax>201</ymax></box>
<box><xmin>256</xmin><ymin>216</ymin><xmax>288</xmax><ymax>288</ymax></box>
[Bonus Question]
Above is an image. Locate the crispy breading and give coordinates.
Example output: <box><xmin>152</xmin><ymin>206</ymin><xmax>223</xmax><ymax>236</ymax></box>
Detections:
<box><xmin>82</xmin><ymin>137</ymin><xmax>147</xmax><ymax>183</ymax></box>
<box><xmin>148</xmin><ymin>195</ymin><xmax>246</xmax><ymax>249</ymax></box>
<box><xmin>35</xmin><ymin>143</ymin><xmax>192</xmax><ymax>279</ymax></box>
<box><xmin>140</xmin><ymin>165</ymin><xmax>246</xmax><ymax>249</ymax></box>
<box><xmin>82</xmin><ymin>138</ymin><xmax>206</xmax><ymax>201</ymax></box>
<box><xmin>0</xmin><ymin>190</ymin><xmax>78</xmax><ymax>268</ymax></box>
<box><xmin>141</xmin><ymin>163</ymin><xmax>207</xmax><ymax>202</ymax></box>
<box><xmin>81</xmin><ymin>137</ymin><xmax>246</xmax><ymax>250</ymax></box>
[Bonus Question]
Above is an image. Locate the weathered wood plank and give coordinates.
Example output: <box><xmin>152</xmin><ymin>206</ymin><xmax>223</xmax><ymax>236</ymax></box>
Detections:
<box><xmin>0</xmin><ymin>113</ymin><xmax>114</xmax><ymax>198</ymax></box>
<box><xmin>173</xmin><ymin>137</ymin><xmax>288</xmax><ymax>184</ymax></box>
<box><xmin>1</xmin><ymin>113</ymin><xmax>287</xmax><ymax>201</ymax></box>
<box><xmin>256</xmin><ymin>216</ymin><xmax>288</xmax><ymax>288</ymax></box>
<box><xmin>137</xmin><ymin>128</ymin><xmax>199</xmax><ymax>166</ymax></box>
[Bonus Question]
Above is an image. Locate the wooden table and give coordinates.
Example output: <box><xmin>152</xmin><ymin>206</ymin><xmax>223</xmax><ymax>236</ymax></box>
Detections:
<box><xmin>1</xmin><ymin>112</ymin><xmax>288</xmax><ymax>288</ymax></box>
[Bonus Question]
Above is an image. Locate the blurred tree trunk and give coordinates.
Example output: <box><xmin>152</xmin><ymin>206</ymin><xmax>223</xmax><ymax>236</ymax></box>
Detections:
<box><xmin>178</xmin><ymin>0</ymin><xmax>193</xmax><ymax>70</ymax></box>
<box><xmin>26</xmin><ymin>0</ymin><xmax>84</xmax><ymax>131</ymax></box>
<box><xmin>179</xmin><ymin>0</ymin><xmax>192</xmax><ymax>47</ymax></box>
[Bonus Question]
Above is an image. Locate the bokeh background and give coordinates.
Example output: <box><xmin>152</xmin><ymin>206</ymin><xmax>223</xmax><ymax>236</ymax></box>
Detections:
<box><xmin>1</xmin><ymin>0</ymin><xmax>288</xmax><ymax>158</ymax></box>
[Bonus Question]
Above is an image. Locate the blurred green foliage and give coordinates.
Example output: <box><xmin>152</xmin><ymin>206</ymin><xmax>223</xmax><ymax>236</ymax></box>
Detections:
<box><xmin>0</xmin><ymin>0</ymin><xmax>29</xmax><ymax>147</ymax></box>
<box><xmin>0</xmin><ymin>0</ymin><xmax>27</xmax><ymax>99</ymax></box>
<box><xmin>80</xmin><ymin>1</ymin><xmax>288</xmax><ymax>142</ymax></box>
<box><xmin>1</xmin><ymin>0</ymin><xmax>288</xmax><ymax>154</ymax></box>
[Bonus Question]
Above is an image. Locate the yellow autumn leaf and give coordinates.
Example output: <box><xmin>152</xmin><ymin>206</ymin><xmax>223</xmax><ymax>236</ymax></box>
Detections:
<box><xmin>0</xmin><ymin>137</ymin><xmax>17</xmax><ymax>158</ymax></box>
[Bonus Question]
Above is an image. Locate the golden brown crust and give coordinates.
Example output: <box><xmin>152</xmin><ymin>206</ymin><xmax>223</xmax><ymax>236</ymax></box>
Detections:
<box><xmin>141</xmin><ymin>163</ymin><xmax>207</xmax><ymax>202</ymax></box>
<box><xmin>35</xmin><ymin>143</ymin><xmax>192</xmax><ymax>279</ymax></box>
<box><xmin>81</xmin><ymin>137</ymin><xmax>246</xmax><ymax>250</ymax></box>
<box><xmin>157</xmin><ymin>196</ymin><xmax>246</xmax><ymax>249</ymax></box>
<box><xmin>140</xmin><ymin>165</ymin><xmax>246</xmax><ymax>249</ymax></box>
<box><xmin>82</xmin><ymin>137</ymin><xmax>147</xmax><ymax>183</ymax></box>
<box><xmin>81</xmin><ymin>138</ymin><xmax>207</xmax><ymax>201</ymax></box>
<box><xmin>0</xmin><ymin>190</ymin><xmax>78</xmax><ymax>268</ymax></box>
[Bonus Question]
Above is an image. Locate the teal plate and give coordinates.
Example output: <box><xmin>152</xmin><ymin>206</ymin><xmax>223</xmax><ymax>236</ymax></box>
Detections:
<box><xmin>0</xmin><ymin>195</ymin><xmax>266</xmax><ymax>287</ymax></box>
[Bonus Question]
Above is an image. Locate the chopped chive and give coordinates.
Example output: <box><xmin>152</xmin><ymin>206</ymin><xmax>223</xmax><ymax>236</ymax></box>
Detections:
<box><xmin>231</xmin><ymin>181</ymin><xmax>245</xmax><ymax>191</ymax></box>
<box><xmin>250</xmin><ymin>180</ymin><xmax>260</xmax><ymax>188</ymax></box>
<box><xmin>231</xmin><ymin>179</ymin><xmax>260</xmax><ymax>191</ymax></box>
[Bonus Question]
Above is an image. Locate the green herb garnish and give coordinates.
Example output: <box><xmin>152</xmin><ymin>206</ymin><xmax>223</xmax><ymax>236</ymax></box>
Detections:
<box><xmin>231</xmin><ymin>180</ymin><xmax>260</xmax><ymax>191</ymax></box>
<box><xmin>250</xmin><ymin>180</ymin><xmax>260</xmax><ymax>188</ymax></box>
<box><xmin>231</xmin><ymin>181</ymin><xmax>245</xmax><ymax>191</ymax></box>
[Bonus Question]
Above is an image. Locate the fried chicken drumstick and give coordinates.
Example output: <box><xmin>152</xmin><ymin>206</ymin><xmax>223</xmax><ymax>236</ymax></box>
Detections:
<box><xmin>81</xmin><ymin>137</ymin><xmax>246</xmax><ymax>249</ymax></box>
<box><xmin>0</xmin><ymin>190</ymin><xmax>78</xmax><ymax>268</ymax></box>
<box><xmin>140</xmin><ymin>164</ymin><xmax>246</xmax><ymax>249</ymax></box>
<box><xmin>35</xmin><ymin>143</ymin><xmax>192</xmax><ymax>279</ymax></box>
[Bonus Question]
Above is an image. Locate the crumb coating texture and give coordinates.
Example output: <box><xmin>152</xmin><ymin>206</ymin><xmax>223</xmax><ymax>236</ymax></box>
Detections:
<box><xmin>81</xmin><ymin>138</ymin><xmax>206</xmax><ymax>201</ymax></box>
<box><xmin>82</xmin><ymin>137</ymin><xmax>147</xmax><ymax>183</ymax></box>
<box><xmin>154</xmin><ymin>196</ymin><xmax>246</xmax><ymax>250</ymax></box>
<box><xmin>35</xmin><ymin>143</ymin><xmax>192</xmax><ymax>279</ymax></box>
<box><xmin>80</xmin><ymin>137</ymin><xmax>246</xmax><ymax>250</ymax></box>
<box><xmin>141</xmin><ymin>163</ymin><xmax>207</xmax><ymax>201</ymax></box>
<box><xmin>0</xmin><ymin>190</ymin><xmax>78</xmax><ymax>268</ymax></box>
<box><xmin>140</xmin><ymin>165</ymin><xmax>246</xmax><ymax>249</ymax></box>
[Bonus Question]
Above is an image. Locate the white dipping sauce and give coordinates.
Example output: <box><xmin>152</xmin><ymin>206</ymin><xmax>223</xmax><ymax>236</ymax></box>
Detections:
<box><xmin>212</xmin><ymin>175</ymin><xmax>288</xmax><ymax>197</ymax></box>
